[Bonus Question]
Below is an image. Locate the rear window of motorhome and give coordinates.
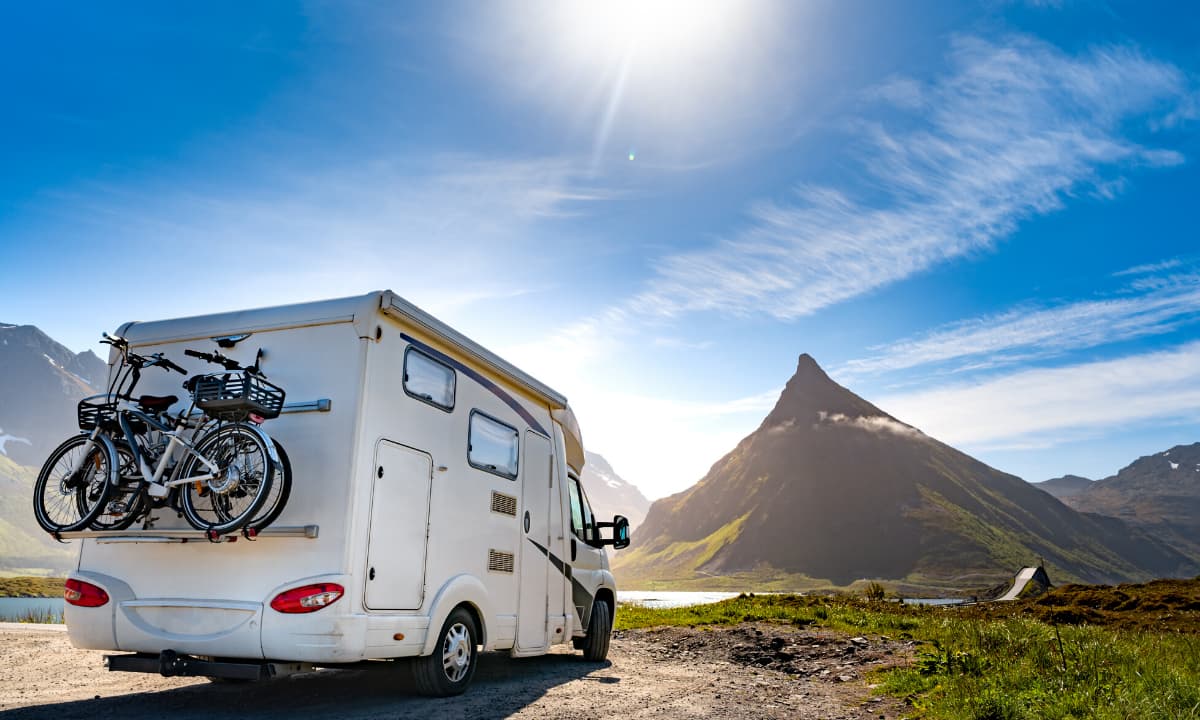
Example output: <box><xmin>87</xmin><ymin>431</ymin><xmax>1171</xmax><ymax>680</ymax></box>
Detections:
<box><xmin>404</xmin><ymin>347</ymin><xmax>455</xmax><ymax>411</ymax></box>
<box><xmin>468</xmin><ymin>411</ymin><xmax>519</xmax><ymax>479</ymax></box>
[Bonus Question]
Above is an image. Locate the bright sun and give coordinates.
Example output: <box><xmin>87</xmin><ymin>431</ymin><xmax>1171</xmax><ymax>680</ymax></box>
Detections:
<box><xmin>474</xmin><ymin>0</ymin><xmax>798</xmax><ymax>165</ymax></box>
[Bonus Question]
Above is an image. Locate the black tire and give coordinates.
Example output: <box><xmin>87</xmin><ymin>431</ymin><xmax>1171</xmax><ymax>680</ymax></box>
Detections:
<box><xmin>33</xmin><ymin>435</ymin><xmax>116</xmax><ymax>533</ymax></box>
<box><xmin>178</xmin><ymin>424</ymin><xmax>274</xmax><ymax>534</ymax></box>
<box><xmin>243</xmin><ymin>439</ymin><xmax>292</xmax><ymax>532</ymax></box>
<box><xmin>412</xmin><ymin>608</ymin><xmax>479</xmax><ymax>697</ymax></box>
<box><xmin>89</xmin><ymin>442</ymin><xmax>146</xmax><ymax>531</ymax></box>
<box><xmin>581</xmin><ymin>600</ymin><xmax>612</xmax><ymax>662</ymax></box>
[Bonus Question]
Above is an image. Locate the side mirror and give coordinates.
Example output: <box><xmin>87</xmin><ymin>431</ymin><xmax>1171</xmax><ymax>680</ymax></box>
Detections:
<box><xmin>596</xmin><ymin>515</ymin><xmax>631</xmax><ymax>550</ymax></box>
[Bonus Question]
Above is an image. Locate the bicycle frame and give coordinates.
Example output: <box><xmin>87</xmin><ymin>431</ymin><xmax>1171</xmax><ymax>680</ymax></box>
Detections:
<box><xmin>114</xmin><ymin>399</ymin><xmax>221</xmax><ymax>497</ymax></box>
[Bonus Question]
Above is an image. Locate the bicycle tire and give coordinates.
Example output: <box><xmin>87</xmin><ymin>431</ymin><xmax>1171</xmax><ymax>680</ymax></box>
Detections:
<box><xmin>89</xmin><ymin>442</ymin><xmax>147</xmax><ymax>531</ymax></box>
<box><xmin>178</xmin><ymin>424</ymin><xmax>274</xmax><ymax>534</ymax></box>
<box><xmin>33</xmin><ymin>434</ymin><xmax>117</xmax><ymax>533</ymax></box>
<box><xmin>240</xmin><ymin>438</ymin><xmax>292</xmax><ymax>532</ymax></box>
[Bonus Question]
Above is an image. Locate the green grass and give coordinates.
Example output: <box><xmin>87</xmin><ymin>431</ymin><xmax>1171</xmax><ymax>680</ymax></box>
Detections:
<box><xmin>0</xmin><ymin>576</ymin><xmax>64</xmax><ymax>597</ymax></box>
<box><xmin>615</xmin><ymin>594</ymin><xmax>1200</xmax><ymax>720</ymax></box>
<box><xmin>10</xmin><ymin>606</ymin><xmax>63</xmax><ymax>623</ymax></box>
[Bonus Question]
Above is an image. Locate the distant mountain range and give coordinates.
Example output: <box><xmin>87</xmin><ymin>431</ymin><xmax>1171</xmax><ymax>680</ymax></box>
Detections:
<box><xmin>581</xmin><ymin>451</ymin><xmax>651</xmax><ymax>530</ymax></box>
<box><xmin>1038</xmin><ymin>444</ymin><xmax>1200</xmax><ymax>562</ymax></box>
<box><xmin>1032</xmin><ymin>474</ymin><xmax>1094</xmax><ymax>500</ymax></box>
<box><xmin>0</xmin><ymin>323</ymin><xmax>107</xmax><ymax>467</ymax></box>
<box><xmin>614</xmin><ymin>354</ymin><xmax>1196</xmax><ymax>592</ymax></box>
<box><xmin>0</xmin><ymin>324</ymin><xmax>104</xmax><ymax>573</ymax></box>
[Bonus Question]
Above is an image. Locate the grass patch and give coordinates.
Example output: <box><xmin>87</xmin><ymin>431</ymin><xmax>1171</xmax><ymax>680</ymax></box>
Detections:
<box><xmin>0</xmin><ymin>576</ymin><xmax>63</xmax><ymax>597</ymax></box>
<box><xmin>616</xmin><ymin>590</ymin><xmax>1200</xmax><ymax>720</ymax></box>
<box><xmin>10</xmin><ymin>606</ymin><xmax>63</xmax><ymax>623</ymax></box>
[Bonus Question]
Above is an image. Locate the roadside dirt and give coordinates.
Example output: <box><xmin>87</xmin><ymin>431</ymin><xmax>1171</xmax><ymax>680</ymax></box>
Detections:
<box><xmin>0</xmin><ymin>622</ymin><xmax>911</xmax><ymax>719</ymax></box>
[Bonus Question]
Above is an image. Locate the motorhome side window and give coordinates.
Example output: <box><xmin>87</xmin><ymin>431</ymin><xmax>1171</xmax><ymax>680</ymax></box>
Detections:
<box><xmin>568</xmin><ymin>475</ymin><xmax>596</xmax><ymax>544</ymax></box>
<box><xmin>468</xmin><ymin>411</ymin><xmax>519</xmax><ymax>479</ymax></box>
<box><xmin>403</xmin><ymin>347</ymin><xmax>455</xmax><ymax>411</ymax></box>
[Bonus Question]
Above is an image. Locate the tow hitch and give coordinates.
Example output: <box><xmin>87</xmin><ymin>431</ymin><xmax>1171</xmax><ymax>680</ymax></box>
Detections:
<box><xmin>105</xmin><ymin>650</ymin><xmax>313</xmax><ymax>681</ymax></box>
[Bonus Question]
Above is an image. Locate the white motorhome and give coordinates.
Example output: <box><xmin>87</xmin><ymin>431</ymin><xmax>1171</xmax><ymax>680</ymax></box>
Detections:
<box><xmin>61</xmin><ymin>291</ymin><xmax>630</xmax><ymax>696</ymax></box>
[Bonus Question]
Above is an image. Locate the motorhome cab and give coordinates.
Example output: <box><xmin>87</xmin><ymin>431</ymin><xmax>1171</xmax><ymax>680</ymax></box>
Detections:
<box><xmin>62</xmin><ymin>291</ymin><xmax>630</xmax><ymax>696</ymax></box>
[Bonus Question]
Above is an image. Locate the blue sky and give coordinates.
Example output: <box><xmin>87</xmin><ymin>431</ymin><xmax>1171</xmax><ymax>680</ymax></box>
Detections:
<box><xmin>2</xmin><ymin>1</ymin><xmax>1198</xmax><ymax>499</ymax></box>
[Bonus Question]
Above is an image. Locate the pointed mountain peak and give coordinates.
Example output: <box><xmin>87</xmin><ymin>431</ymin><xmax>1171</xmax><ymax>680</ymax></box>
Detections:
<box><xmin>765</xmin><ymin>352</ymin><xmax>890</xmax><ymax>427</ymax></box>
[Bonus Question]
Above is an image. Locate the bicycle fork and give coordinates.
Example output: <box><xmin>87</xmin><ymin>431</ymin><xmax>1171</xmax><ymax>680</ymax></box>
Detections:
<box><xmin>67</xmin><ymin>427</ymin><xmax>107</xmax><ymax>488</ymax></box>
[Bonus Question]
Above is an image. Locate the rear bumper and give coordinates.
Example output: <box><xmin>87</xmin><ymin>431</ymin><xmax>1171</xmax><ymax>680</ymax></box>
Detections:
<box><xmin>66</xmin><ymin>571</ymin><xmax>432</xmax><ymax>663</ymax></box>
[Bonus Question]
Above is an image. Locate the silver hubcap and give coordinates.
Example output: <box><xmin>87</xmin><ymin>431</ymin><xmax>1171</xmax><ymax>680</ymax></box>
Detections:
<box><xmin>441</xmin><ymin>622</ymin><xmax>472</xmax><ymax>683</ymax></box>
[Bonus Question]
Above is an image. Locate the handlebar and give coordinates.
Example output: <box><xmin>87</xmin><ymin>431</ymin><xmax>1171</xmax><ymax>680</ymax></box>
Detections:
<box><xmin>159</xmin><ymin>357</ymin><xmax>187</xmax><ymax>375</ymax></box>
<box><xmin>184</xmin><ymin>348</ymin><xmax>243</xmax><ymax>371</ymax></box>
<box><xmin>100</xmin><ymin>332</ymin><xmax>128</xmax><ymax>349</ymax></box>
<box><xmin>182</xmin><ymin>348</ymin><xmax>262</xmax><ymax>376</ymax></box>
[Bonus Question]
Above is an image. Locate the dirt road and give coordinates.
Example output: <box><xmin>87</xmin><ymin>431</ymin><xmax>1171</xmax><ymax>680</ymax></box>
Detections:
<box><xmin>0</xmin><ymin>622</ymin><xmax>908</xmax><ymax>719</ymax></box>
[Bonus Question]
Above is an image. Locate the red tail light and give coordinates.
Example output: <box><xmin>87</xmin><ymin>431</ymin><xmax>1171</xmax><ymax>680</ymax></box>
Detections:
<box><xmin>64</xmin><ymin>578</ymin><xmax>109</xmax><ymax>607</ymax></box>
<box><xmin>270</xmin><ymin>583</ymin><xmax>344</xmax><ymax>614</ymax></box>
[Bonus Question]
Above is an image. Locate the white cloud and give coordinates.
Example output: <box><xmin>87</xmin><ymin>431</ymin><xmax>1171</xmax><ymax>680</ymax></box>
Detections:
<box><xmin>875</xmin><ymin>342</ymin><xmax>1200</xmax><ymax>448</ymax></box>
<box><xmin>1113</xmin><ymin>258</ymin><xmax>1184</xmax><ymax>276</ymax></box>
<box><xmin>838</xmin><ymin>272</ymin><xmax>1200</xmax><ymax>378</ymax></box>
<box><xmin>629</xmin><ymin>35</ymin><xmax>1191</xmax><ymax>320</ymax></box>
<box><xmin>816</xmin><ymin>411</ymin><xmax>927</xmax><ymax>441</ymax></box>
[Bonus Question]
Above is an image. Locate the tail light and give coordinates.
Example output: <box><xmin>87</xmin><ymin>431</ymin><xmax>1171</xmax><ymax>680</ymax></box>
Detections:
<box><xmin>270</xmin><ymin>583</ymin><xmax>344</xmax><ymax>614</ymax></box>
<box><xmin>64</xmin><ymin>578</ymin><xmax>109</xmax><ymax>608</ymax></box>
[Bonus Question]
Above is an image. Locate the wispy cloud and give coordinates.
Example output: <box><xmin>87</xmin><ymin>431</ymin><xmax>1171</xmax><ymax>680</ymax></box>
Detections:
<box><xmin>838</xmin><ymin>271</ymin><xmax>1200</xmax><ymax>378</ymax></box>
<box><xmin>875</xmin><ymin>341</ymin><xmax>1200</xmax><ymax>448</ymax></box>
<box><xmin>816</xmin><ymin>411</ymin><xmax>927</xmax><ymax>441</ymax></box>
<box><xmin>30</xmin><ymin>155</ymin><xmax>604</xmax><ymax>320</ymax></box>
<box><xmin>1113</xmin><ymin>258</ymin><xmax>1184</xmax><ymax>276</ymax></box>
<box><xmin>628</xmin><ymin>35</ymin><xmax>1191</xmax><ymax>320</ymax></box>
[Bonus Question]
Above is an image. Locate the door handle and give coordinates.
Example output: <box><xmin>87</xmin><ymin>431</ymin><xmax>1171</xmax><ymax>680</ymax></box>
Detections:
<box><xmin>571</xmin><ymin>538</ymin><xmax>577</xmax><ymax>562</ymax></box>
<box><xmin>524</xmin><ymin>511</ymin><xmax>531</xmax><ymax>533</ymax></box>
<box><xmin>369</xmin><ymin>567</ymin><xmax>376</xmax><ymax>581</ymax></box>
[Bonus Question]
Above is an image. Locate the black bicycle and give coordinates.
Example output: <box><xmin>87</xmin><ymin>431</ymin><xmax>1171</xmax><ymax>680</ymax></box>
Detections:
<box><xmin>33</xmin><ymin>334</ymin><xmax>290</xmax><ymax>536</ymax></box>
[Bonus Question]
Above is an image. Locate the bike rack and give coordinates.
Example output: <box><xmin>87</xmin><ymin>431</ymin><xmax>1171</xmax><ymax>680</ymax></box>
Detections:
<box><xmin>53</xmin><ymin>525</ymin><xmax>319</xmax><ymax>544</ymax></box>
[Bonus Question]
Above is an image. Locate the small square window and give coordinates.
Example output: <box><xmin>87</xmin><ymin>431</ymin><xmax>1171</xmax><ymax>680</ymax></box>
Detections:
<box><xmin>404</xmin><ymin>347</ymin><xmax>455</xmax><ymax>411</ymax></box>
<box><xmin>469</xmin><ymin>411</ymin><xmax>519</xmax><ymax>479</ymax></box>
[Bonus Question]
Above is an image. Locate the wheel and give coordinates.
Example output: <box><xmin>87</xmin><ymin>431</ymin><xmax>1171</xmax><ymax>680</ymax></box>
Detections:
<box><xmin>33</xmin><ymin>435</ymin><xmax>117</xmax><ymax>533</ymax></box>
<box><xmin>178</xmin><ymin>424</ymin><xmax>274</xmax><ymax>534</ymax></box>
<box><xmin>89</xmin><ymin>442</ymin><xmax>146</xmax><ymax>531</ymax></box>
<box><xmin>581</xmin><ymin>600</ymin><xmax>612</xmax><ymax>662</ymax></box>
<box><xmin>243</xmin><ymin>439</ymin><xmax>292</xmax><ymax>532</ymax></box>
<box><xmin>412</xmin><ymin>608</ymin><xmax>479</xmax><ymax>697</ymax></box>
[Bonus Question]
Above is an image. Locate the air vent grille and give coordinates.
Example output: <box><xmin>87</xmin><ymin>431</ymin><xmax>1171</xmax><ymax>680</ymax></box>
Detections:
<box><xmin>488</xmin><ymin>549</ymin><xmax>515</xmax><ymax>574</ymax></box>
<box><xmin>490</xmin><ymin>491</ymin><xmax>518</xmax><ymax>517</ymax></box>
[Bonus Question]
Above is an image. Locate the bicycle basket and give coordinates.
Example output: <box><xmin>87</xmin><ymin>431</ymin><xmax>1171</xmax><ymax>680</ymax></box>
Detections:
<box><xmin>192</xmin><ymin>372</ymin><xmax>286</xmax><ymax>421</ymax></box>
<box><xmin>77</xmin><ymin>395</ymin><xmax>119</xmax><ymax>431</ymax></box>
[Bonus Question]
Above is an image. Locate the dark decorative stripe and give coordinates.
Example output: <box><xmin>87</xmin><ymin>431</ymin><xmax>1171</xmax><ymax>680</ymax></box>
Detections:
<box><xmin>527</xmin><ymin>537</ymin><xmax>595</xmax><ymax>631</ymax></box>
<box><xmin>401</xmin><ymin>333</ymin><xmax>550</xmax><ymax>437</ymax></box>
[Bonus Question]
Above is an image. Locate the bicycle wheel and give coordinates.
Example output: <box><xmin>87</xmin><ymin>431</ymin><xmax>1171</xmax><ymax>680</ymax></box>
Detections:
<box><xmin>178</xmin><ymin>424</ymin><xmax>274</xmax><ymax>534</ymax></box>
<box><xmin>90</xmin><ymin>442</ymin><xmax>147</xmax><ymax>531</ymax></box>
<box><xmin>240</xmin><ymin>438</ymin><xmax>292</xmax><ymax>532</ymax></box>
<box><xmin>33</xmin><ymin>435</ymin><xmax>117</xmax><ymax>533</ymax></box>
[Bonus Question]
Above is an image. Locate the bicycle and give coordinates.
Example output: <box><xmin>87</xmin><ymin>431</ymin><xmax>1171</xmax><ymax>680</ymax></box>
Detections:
<box><xmin>33</xmin><ymin>334</ymin><xmax>284</xmax><ymax>537</ymax></box>
<box><xmin>179</xmin><ymin>347</ymin><xmax>292</xmax><ymax>535</ymax></box>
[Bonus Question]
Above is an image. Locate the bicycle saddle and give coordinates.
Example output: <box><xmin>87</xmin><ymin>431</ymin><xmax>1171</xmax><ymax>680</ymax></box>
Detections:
<box><xmin>138</xmin><ymin>394</ymin><xmax>179</xmax><ymax>411</ymax></box>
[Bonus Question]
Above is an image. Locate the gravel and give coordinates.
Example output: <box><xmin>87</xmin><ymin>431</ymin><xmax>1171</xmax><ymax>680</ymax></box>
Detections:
<box><xmin>0</xmin><ymin>622</ymin><xmax>910</xmax><ymax>719</ymax></box>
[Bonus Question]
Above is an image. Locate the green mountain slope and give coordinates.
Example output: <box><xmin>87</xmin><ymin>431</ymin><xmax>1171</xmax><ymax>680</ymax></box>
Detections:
<box><xmin>614</xmin><ymin>355</ymin><xmax>1194</xmax><ymax>591</ymax></box>
<box><xmin>0</xmin><ymin>454</ymin><xmax>75</xmax><ymax>574</ymax></box>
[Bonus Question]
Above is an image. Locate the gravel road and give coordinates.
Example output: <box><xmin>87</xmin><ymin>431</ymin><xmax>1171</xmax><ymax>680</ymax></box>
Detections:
<box><xmin>0</xmin><ymin>622</ymin><xmax>909</xmax><ymax>719</ymax></box>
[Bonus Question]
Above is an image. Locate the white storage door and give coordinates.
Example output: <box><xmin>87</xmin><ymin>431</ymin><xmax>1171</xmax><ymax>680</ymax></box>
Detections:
<box><xmin>516</xmin><ymin>432</ymin><xmax>552</xmax><ymax>651</ymax></box>
<box><xmin>365</xmin><ymin>441</ymin><xmax>433</xmax><ymax>611</ymax></box>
